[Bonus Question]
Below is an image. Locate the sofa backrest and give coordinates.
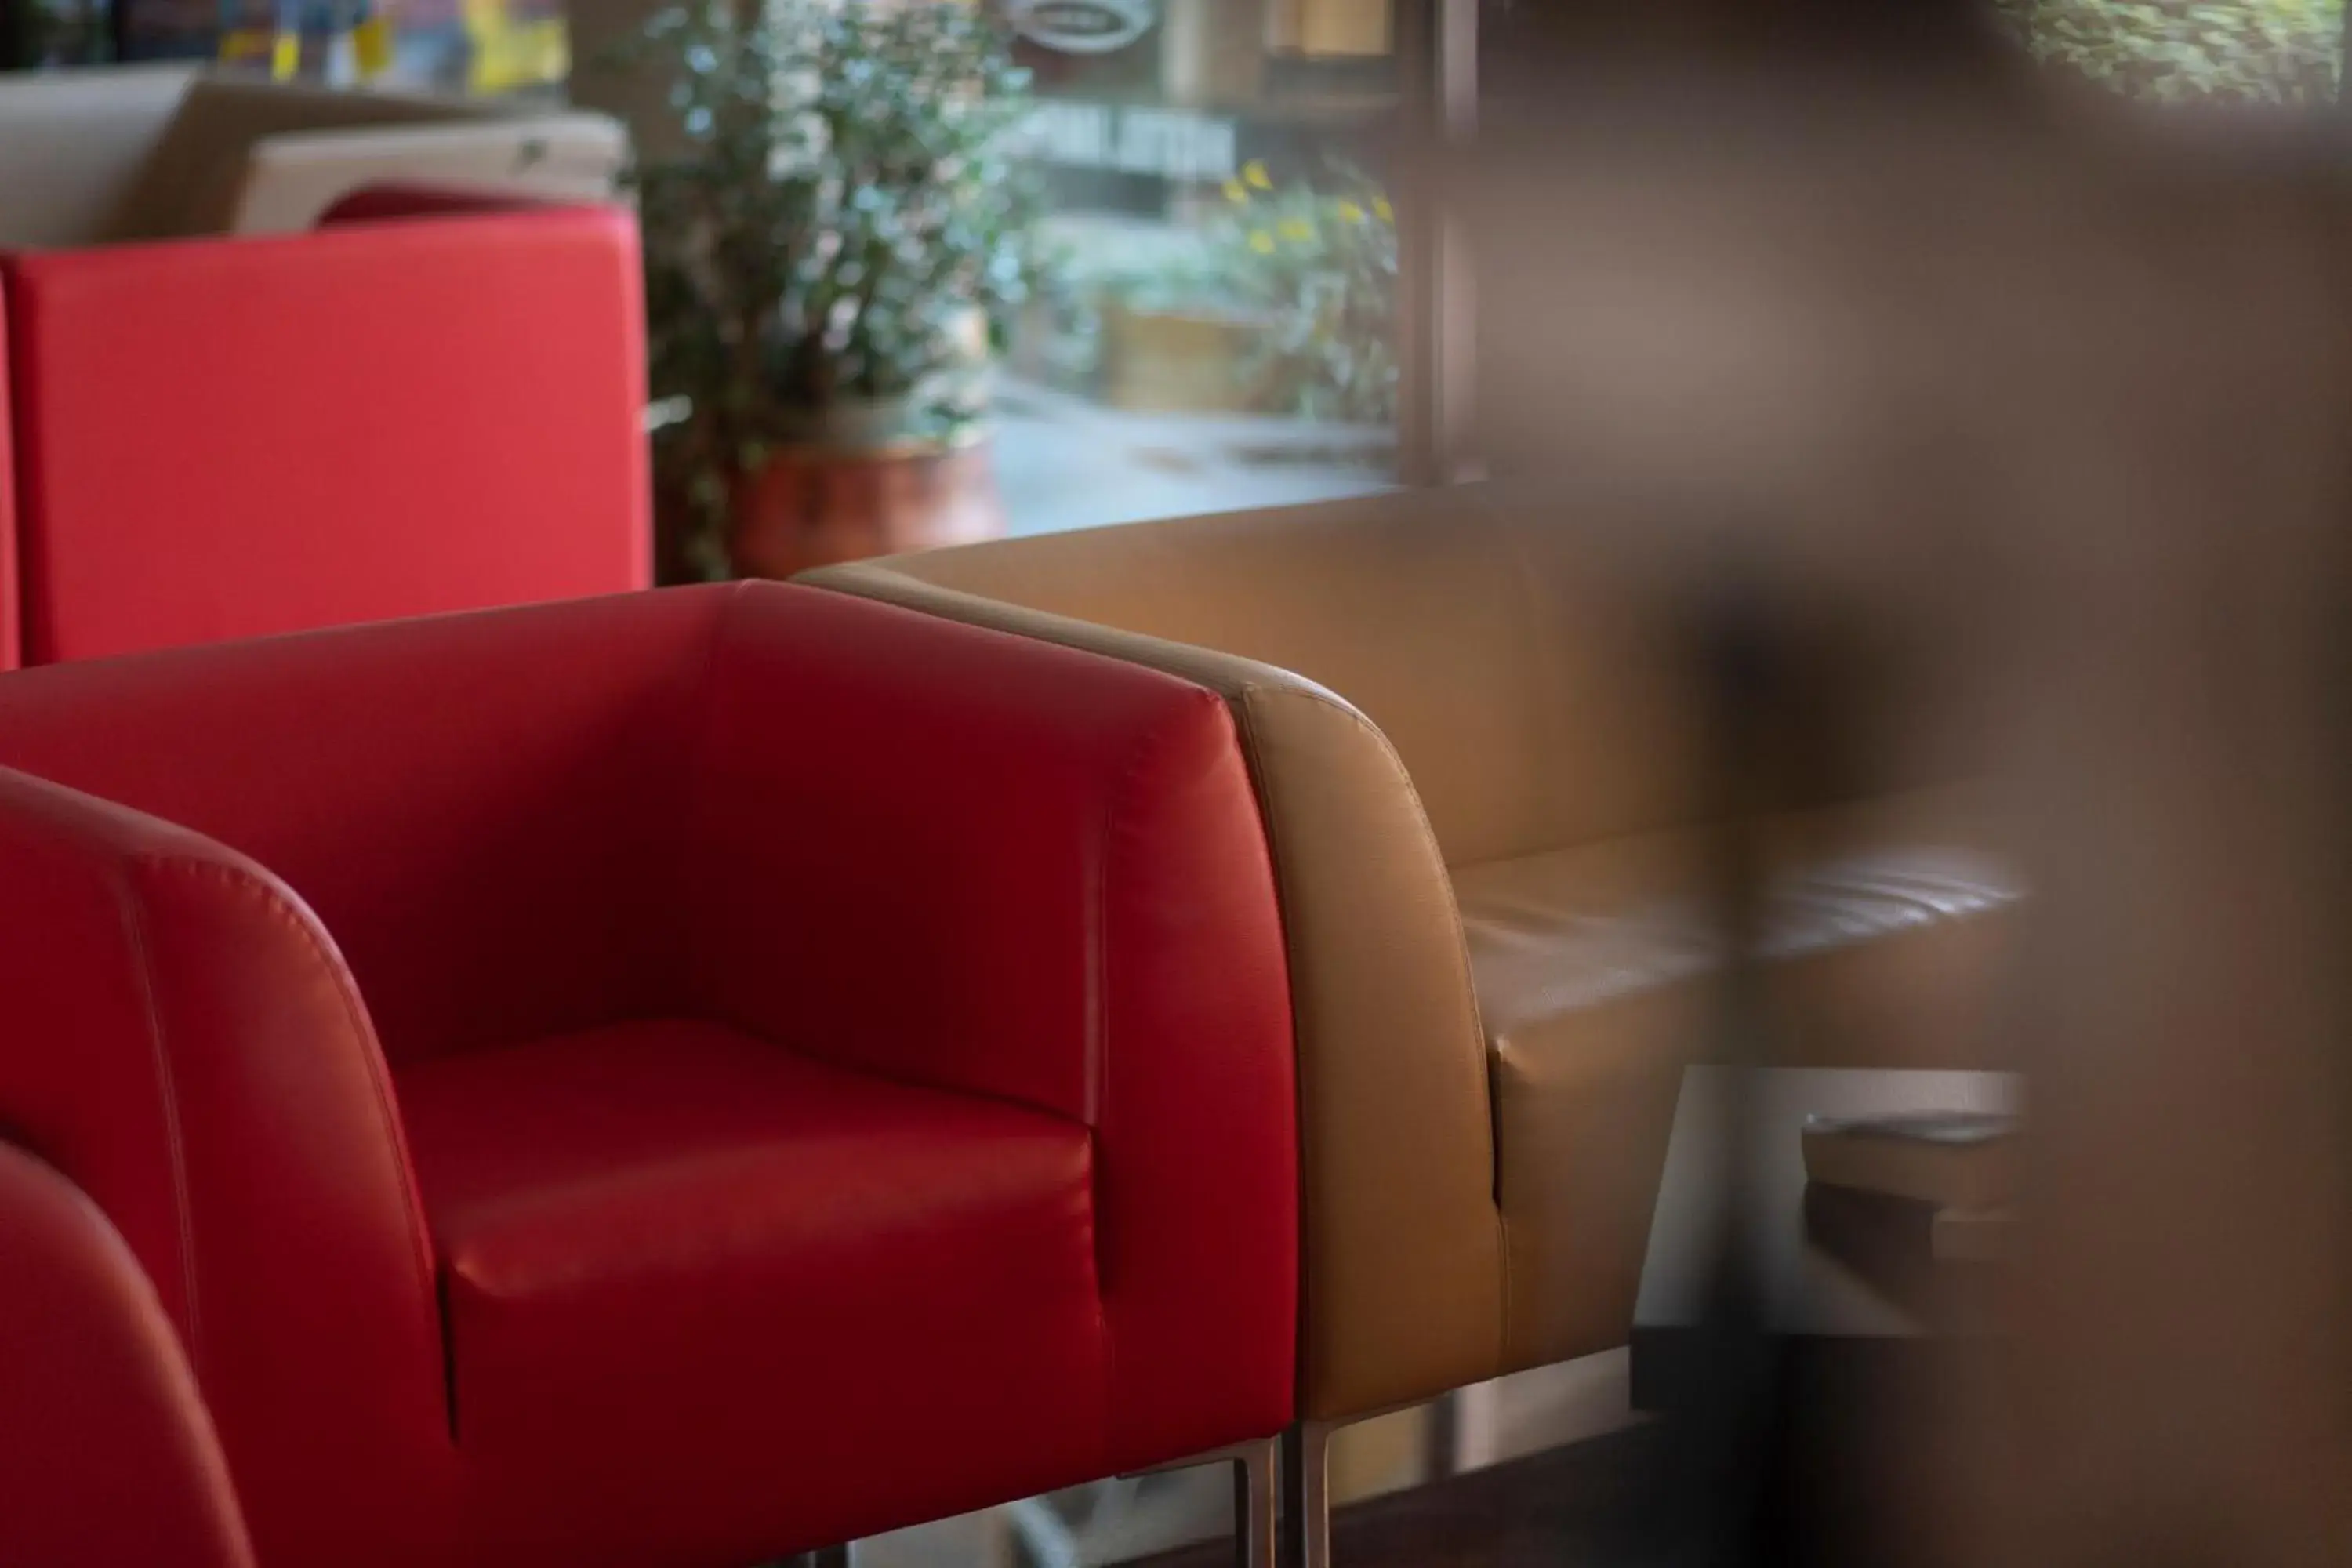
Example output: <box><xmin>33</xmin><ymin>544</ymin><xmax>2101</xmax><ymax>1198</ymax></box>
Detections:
<box><xmin>0</xmin><ymin>71</ymin><xmax>627</xmax><ymax>250</ymax></box>
<box><xmin>825</xmin><ymin>485</ymin><xmax>1709</xmax><ymax>869</ymax></box>
<box><xmin>114</xmin><ymin>74</ymin><xmax>514</xmax><ymax>240</ymax></box>
<box><xmin>0</xmin><ymin>65</ymin><xmax>197</xmax><ymax>249</ymax></box>
<box><xmin>227</xmin><ymin>114</ymin><xmax>626</xmax><ymax>234</ymax></box>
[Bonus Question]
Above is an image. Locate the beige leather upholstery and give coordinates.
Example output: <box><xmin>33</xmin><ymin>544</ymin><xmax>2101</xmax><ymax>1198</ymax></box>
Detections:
<box><xmin>803</xmin><ymin>485</ymin><xmax>2020</xmax><ymax>1421</ymax></box>
<box><xmin>0</xmin><ymin>66</ymin><xmax>197</xmax><ymax>249</ymax></box>
<box><xmin>225</xmin><ymin>114</ymin><xmax>626</xmax><ymax>234</ymax></box>
<box><xmin>1461</xmin><ymin>790</ymin><xmax>2020</xmax><ymax>1370</ymax></box>
<box><xmin>0</xmin><ymin>69</ymin><xmax>625</xmax><ymax>251</ymax></box>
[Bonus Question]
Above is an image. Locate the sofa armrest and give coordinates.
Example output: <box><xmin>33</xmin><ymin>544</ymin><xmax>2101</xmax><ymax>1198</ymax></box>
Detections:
<box><xmin>2</xmin><ymin>201</ymin><xmax>648</xmax><ymax>664</ymax></box>
<box><xmin>0</xmin><ymin>1142</ymin><xmax>256</xmax><ymax>1568</ymax></box>
<box><xmin>684</xmin><ymin>582</ymin><xmax>1301</xmax><ymax>1458</ymax></box>
<box><xmin>795</xmin><ymin>570</ymin><xmax>1509</xmax><ymax>1422</ymax></box>
<box><xmin>0</xmin><ymin>770</ymin><xmax>451</xmax><ymax>1566</ymax></box>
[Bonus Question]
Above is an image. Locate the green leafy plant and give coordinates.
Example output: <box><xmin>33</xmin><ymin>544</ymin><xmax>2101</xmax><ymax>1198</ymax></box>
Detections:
<box><xmin>1998</xmin><ymin>0</ymin><xmax>2343</xmax><ymax>103</ymax></box>
<box><xmin>1218</xmin><ymin>159</ymin><xmax>1399</xmax><ymax>426</ymax></box>
<box><xmin>619</xmin><ymin>0</ymin><xmax>1044</xmax><ymax>579</ymax></box>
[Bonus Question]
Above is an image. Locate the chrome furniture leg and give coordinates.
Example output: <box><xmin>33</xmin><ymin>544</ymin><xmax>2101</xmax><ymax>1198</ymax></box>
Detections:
<box><xmin>1234</xmin><ymin>1433</ymin><xmax>1279</xmax><ymax>1568</ymax></box>
<box><xmin>1278</xmin><ymin>1421</ymin><xmax>1331</xmax><ymax>1568</ymax></box>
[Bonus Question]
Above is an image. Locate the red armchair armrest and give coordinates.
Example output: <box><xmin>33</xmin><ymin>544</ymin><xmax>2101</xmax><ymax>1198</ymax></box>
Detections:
<box><xmin>0</xmin><ymin>1142</ymin><xmax>256</xmax><ymax>1568</ymax></box>
<box><xmin>689</xmin><ymin>586</ymin><xmax>1301</xmax><ymax>1467</ymax></box>
<box><xmin>0</xmin><ymin>767</ymin><xmax>452</xmax><ymax>1565</ymax></box>
<box><xmin>1</xmin><ymin>201</ymin><xmax>649</xmax><ymax>666</ymax></box>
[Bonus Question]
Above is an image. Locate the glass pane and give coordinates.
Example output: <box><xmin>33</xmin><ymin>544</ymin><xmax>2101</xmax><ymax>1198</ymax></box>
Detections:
<box><xmin>989</xmin><ymin>0</ymin><xmax>1403</xmax><ymax>535</ymax></box>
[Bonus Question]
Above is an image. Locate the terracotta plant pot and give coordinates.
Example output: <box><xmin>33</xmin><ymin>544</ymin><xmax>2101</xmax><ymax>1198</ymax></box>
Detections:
<box><xmin>728</xmin><ymin>436</ymin><xmax>1006</xmax><ymax>579</ymax></box>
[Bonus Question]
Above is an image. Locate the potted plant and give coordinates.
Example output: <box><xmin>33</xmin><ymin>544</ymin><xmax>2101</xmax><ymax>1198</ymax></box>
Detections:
<box><xmin>623</xmin><ymin>0</ymin><xmax>1046</xmax><ymax>581</ymax></box>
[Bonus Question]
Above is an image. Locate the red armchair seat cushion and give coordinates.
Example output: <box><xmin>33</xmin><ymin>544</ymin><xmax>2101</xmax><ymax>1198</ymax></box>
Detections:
<box><xmin>394</xmin><ymin>1017</ymin><xmax>1109</xmax><ymax>1558</ymax></box>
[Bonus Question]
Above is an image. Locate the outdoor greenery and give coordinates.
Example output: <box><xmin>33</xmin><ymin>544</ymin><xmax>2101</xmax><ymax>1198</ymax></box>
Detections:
<box><xmin>618</xmin><ymin>0</ymin><xmax>1044</xmax><ymax>578</ymax></box>
<box><xmin>1047</xmin><ymin>160</ymin><xmax>1399</xmax><ymax>426</ymax></box>
<box><xmin>1998</xmin><ymin>0</ymin><xmax>2344</xmax><ymax>103</ymax></box>
<box><xmin>1218</xmin><ymin>160</ymin><xmax>1399</xmax><ymax>426</ymax></box>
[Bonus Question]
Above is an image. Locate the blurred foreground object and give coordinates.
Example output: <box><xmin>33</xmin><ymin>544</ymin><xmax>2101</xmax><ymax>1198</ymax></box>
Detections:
<box><xmin>1468</xmin><ymin>31</ymin><xmax>2352</xmax><ymax>1566</ymax></box>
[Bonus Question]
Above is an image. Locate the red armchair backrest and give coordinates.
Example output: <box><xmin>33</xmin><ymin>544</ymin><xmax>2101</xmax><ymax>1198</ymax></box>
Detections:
<box><xmin>0</xmin><ymin>201</ymin><xmax>650</xmax><ymax>668</ymax></box>
<box><xmin>0</xmin><ymin>586</ymin><xmax>717</xmax><ymax>1065</ymax></box>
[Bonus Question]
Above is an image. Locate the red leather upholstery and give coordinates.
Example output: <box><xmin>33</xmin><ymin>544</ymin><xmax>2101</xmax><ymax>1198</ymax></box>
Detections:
<box><xmin>318</xmin><ymin>180</ymin><xmax>575</xmax><ymax>225</ymax></box>
<box><xmin>0</xmin><ymin>582</ymin><xmax>1295</xmax><ymax>1568</ymax></box>
<box><xmin>0</xmin><ymin>765</ymin><xmax>459</xmax><ymax>1566</ymax></box>
<box><xmin>0</xmin><ymin>201</ymin><xmax>649</xmax><ymax>667</ymax></box>
<box><xmin>0</xmin><ymin>1142</ymin><xmax>257</xmax><ymax>1568</ymax></box>
<box><xmin>0</xmin><ymin>268</ymin><xmax>16</xmax><ymax>670</ymax></box>
<box><xmin>398</xmin><ymin>1018</ymin><xmax>1107</xmax><ymax>1559</ymax></box>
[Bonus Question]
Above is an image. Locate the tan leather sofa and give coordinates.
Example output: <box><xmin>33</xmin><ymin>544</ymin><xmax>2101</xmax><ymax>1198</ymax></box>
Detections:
<box><xmin>801</xmin><ymin>482</ymin><xmax>2020</xmax><ymax>1559</ymax></box>
<box><xmin>0</xmin><ymin>66</ymin><xmax>622</xmax><ymax>250</ymax></box>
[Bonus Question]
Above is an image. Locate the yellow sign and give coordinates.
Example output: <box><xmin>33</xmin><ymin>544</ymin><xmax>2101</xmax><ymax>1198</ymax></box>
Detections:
<box><xmin>463</xmin><ymin>0</ymin><xmax>570</xmax><ymax>92</ymax></box>
<box><xmin>352</xmin><ymin>14</ymin><xmax>395</xmax><ymax>78</ymax></box>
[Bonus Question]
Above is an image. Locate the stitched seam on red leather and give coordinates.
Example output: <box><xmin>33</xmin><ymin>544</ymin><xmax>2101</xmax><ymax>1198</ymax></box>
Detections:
<box><xmin>103</xmin><ymin>858</ymin><xmax>204</xmax><ymax>1374</ymax></box>
<box><xmin>133</xmin><ymin>854</ymin><xmax>448</xmax><ymax>1427</ymax></box>
<box><xmin>0</xmin><ymin>263</ymin><xmax>20</xmax><ymax>671</ymax></box>
<box><xmin>680</xmin><ymin>580</ymin><xmax>757</xmax><ymax>1016</ymax></box>
<box><xmin>7</xmin><ymin>268</ymin><xmax>58</xmax><ymax>666</ymax></box>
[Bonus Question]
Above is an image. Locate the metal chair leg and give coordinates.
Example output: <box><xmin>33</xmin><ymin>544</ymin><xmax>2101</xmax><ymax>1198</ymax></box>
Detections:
<box><xmin>1233</xmin><ymin>1434</ymin><xmax>1279</xmax><ymax>1567</ymax></box>
<box><xmin>1278</xmin><ymin>1421</ymin><xmax>1331</xmax><ymax>1568</ymax></box>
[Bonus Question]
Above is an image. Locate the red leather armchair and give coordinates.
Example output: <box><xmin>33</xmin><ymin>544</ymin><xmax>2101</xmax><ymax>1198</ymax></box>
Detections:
<box><xmin>0</xmin><ymin>1142</ymin><xmax>257</xmax><ymax>1568</ymax></box>
<box><xmin>0</xmin><ymin>195</ymin><xmax>648</xmax><ymax>669</ymax></box>
<box><xmin>0</xmin><ymin>581</ymin><xmax>1296</xmax><ymax>1568</ymax></box>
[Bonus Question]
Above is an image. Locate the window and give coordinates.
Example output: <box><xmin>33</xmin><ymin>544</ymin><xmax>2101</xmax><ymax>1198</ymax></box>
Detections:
<box><xmin>990</xmin><ymin>0</ymin><xmax>1410</xmax><ymax>535</ymax></box>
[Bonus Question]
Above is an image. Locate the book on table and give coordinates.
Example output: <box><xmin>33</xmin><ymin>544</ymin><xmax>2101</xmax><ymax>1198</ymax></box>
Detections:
<box><xmin>1800</xmin><ymin>1109</ymin><xmax>2020</xmax><ymax>1210</ymax></box>
<box><xmin>1800</xmin><ymin>1109</ymin><xmax>2020</xmax><ymax>1266</ymax></box>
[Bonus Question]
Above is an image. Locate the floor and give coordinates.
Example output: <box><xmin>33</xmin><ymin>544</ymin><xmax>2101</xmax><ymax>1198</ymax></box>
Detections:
<box><xmin>1134</xmin><ymin>1431</ymin><xmax>1663</xmax><ymax>1568</ymax></box>
<box><xmin>840</xmin><ymin>1352</ymin><xmax>1645</xmax><ymax>1568</ymax></box>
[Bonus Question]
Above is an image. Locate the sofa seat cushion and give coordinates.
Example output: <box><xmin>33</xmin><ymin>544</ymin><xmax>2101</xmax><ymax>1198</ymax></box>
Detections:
<box><xmin>394</xmin><ymin>1018</ymin><xmax>1108</xmax><ymax>1564</ymax></box>
<box><xmin>1451</xmin><ymin>791</ymin><xmax>2021</xmax><ymax>1370</ymax></box>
